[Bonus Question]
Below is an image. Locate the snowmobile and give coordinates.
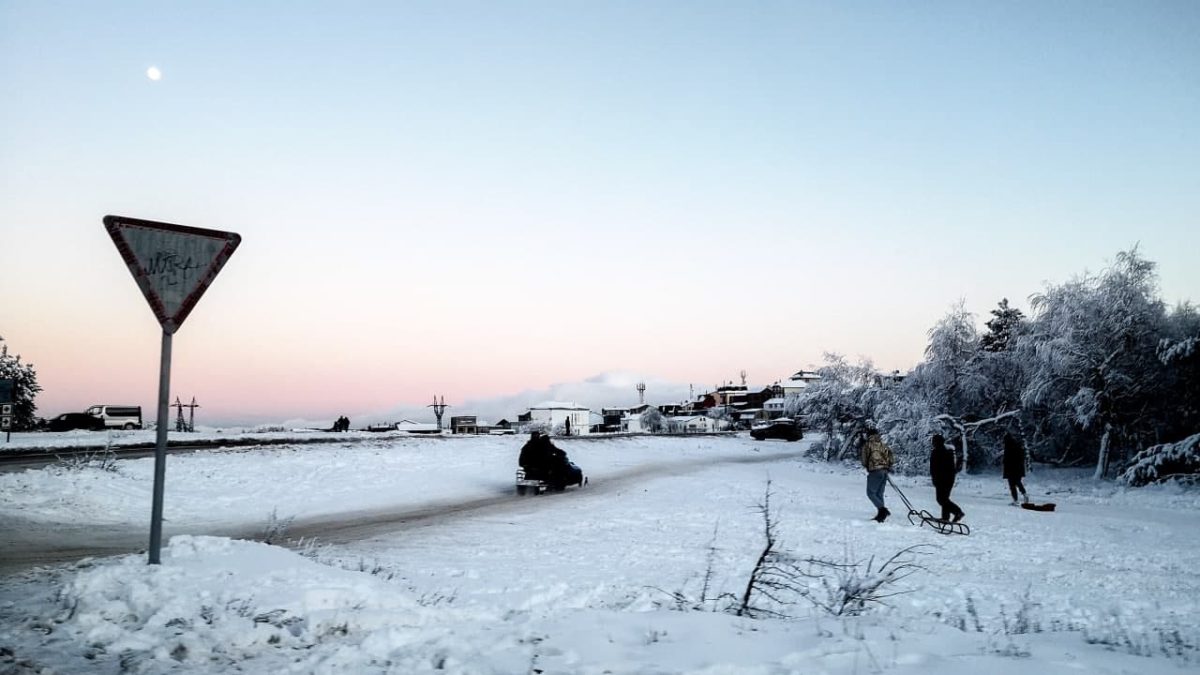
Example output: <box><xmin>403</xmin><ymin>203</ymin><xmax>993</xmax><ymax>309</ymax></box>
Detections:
<box><xmin>515</xmin><ymin>461</ymin><xmax>587</xmax><ymax>495</ymax></box>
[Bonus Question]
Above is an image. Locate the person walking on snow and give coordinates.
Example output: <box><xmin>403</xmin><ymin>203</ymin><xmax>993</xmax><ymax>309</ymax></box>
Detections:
<box><xmin>930</xmin><ymin>433</ymin><xmax>965</xmax><ymax>523</ymax></box>
<box><xmin>861</xmin><ymin>429</ymin><xmax>894</xmax><ymax>522</ymax></box>
<box><xmin>1003</xmin><ymin>432</ymin><xmax>1029</xmax><ymax>506</ymax></box>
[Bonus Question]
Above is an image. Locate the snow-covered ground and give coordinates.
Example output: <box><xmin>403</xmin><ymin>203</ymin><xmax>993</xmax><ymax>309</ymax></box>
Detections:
<box><xmin>1</xmin><ymin>434</ymin><xmax>1197</xmax><ymax>674</ymax></box>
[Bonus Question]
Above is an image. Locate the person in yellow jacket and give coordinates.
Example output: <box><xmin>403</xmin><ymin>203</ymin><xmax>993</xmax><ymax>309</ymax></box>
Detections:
<box><xmin>861</xmin><ymin>429</ymin><xmax>894</xmax><ymax>522</ymax></box>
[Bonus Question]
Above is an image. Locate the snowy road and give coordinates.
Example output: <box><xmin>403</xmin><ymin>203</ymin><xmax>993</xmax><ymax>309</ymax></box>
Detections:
<box><xmin>0</xmin><ymin>438</ymin><xmax>805</xmax><ymax>574</ymax></box>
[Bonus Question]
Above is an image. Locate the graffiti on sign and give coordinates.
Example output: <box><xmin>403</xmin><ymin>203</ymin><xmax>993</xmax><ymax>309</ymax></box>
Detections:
<box><xmin>104</xmin><ymin>216</ymin><xmax>241</xmax><ymax>334</ymax></box>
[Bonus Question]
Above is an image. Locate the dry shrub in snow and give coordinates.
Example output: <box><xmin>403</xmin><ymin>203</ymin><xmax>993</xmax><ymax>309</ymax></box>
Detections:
<box><xmin>53</xmin><ymin>440</ymin><xmax>119</xmax><ymax>473</ymax></box>
<box><xmin>800</xmin><ymin>545</ymin><xmax>931</xmax><ymax>617</ymax></box>
<box><xmin>717</xmin><ymin>482</ymin><xmax>931</xmax><ymax>619</ymax></box>
<box><xmin>261</xmin><ymin>508</ymin><xmax>295</xmax><ymax>544</ymax></box>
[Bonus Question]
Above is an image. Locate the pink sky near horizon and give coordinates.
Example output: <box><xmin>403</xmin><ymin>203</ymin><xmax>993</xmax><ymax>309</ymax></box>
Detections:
<box><xmin>6</xmin><ymin>226</ymin><xmax>1198</xmax><ymax>425</ymax></box>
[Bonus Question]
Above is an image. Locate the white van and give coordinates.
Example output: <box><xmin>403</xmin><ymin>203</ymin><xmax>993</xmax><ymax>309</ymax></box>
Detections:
<box><xmin>85</xmin><ymin>405</ymin><xmax>143</xmax><ymax>430</ymax></box>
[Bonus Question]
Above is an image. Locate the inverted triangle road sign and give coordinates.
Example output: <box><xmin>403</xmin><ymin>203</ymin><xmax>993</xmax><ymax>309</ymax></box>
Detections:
<box><xmin>104</xmin><ymin>215</ymin><xmax>242</xmax><ymax>334</ymax></box>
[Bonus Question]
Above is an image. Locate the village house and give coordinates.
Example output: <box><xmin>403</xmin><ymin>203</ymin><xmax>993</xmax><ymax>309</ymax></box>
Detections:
<box><xmin>526</xmin><ymin>401</ymin><xmax>593</xmax><ymax>436</ymax></box>
<box><xmin>666</xmin><ymin>415</ymin><xmax>719</xmax><ymax>434</ymax></box>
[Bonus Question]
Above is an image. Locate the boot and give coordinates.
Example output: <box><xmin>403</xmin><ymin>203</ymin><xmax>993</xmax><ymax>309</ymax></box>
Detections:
<box><xmin>880</xmin><ymin>507</ymin><xmax>891</xmax><ymax>522</ymax></box>
<box><xmin>872</xmin><ymin>507</ymin><xmax>885</xmax><ymax>522</ymax></box>
<box><xmin>952</xmin><ymin>510</ymin><xmax>965</xmax><ymax>523</ymax></box>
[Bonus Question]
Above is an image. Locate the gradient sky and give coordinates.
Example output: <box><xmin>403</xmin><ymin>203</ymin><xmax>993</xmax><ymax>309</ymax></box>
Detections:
<box><xmin>2</xmin><ymin>1</ymin><xmax>1198</xmax><ymax>425</ymax></box>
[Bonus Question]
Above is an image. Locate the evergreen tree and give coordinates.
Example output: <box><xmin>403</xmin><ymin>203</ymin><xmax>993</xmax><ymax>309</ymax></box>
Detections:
<box><xmin>980</xmin><ymin>298</ymin><xmax>1026</xmax><ymax>352</ymax></box>
<box><xmin>0</xmin><ymin>335</ymin><xmax>42</xmax><ymax>430</ymax></box>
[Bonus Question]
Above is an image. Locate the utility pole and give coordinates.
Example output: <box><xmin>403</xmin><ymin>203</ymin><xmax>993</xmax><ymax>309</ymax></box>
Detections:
<box><xmin>173</xmin><ymin>397</ymin><xmax>186</xmax><ymax>432</ymax></box>
<box><xmin>428</xmin><ymin>395</ymin><xmax>449</xmax><ymax>430</ymax></box>
<box><xmin>636</xmin><ymin>382</ymin><xmax>646</xmax><ymax>406</ymax></box>
<box><xmin>186</xmin><ymin>396</ymin><xmax>199</xmax><ymax>432</ymax></box>
<box><xmin>173</xmin><ymin>396</ymin><xmax>200</xmax><ymax>431</ymax></box>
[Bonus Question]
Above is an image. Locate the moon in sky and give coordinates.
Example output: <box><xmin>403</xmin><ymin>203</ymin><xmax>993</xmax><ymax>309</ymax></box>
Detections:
<box><xmin>146</xmin><ymin>66</ymin><xmax>162</xmax><ymax>81</ymax></box>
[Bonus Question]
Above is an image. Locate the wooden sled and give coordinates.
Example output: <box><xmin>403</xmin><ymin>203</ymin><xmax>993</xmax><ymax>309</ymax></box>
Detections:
<box><xmin>1021</xmin><ymin>502</ymin><xmax>1056</xmax><ymax>512</ymax></box>
<box><xmin>887</xmin><ymin>476</ymin><xmax>970</xmax><ymax>536</ymax></box>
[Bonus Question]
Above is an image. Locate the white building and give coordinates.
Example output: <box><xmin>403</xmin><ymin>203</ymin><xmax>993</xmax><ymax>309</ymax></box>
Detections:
<box><xmin>621</xmin><ymin>413</ymin><xmax>646</xmax><ymax>434</ymax></box>
<box><xmin>526</xmin><ymin>401</ymin><xmax>593</xmax><ymax>436</ymax></box>
<box><xmin>666</xmin><ymin>415</ymin><xmax>719</xmax><ymax>433</ymax></box>
<box><xmin>763</xmin><ymin>397</ymin><xmax>787</xmax><ymax>418</ymax></box>
<box><xmin>780</xmin><ymin>370</ymin><xmax>822</xmax><ymax>396</ymax></box>
<box><xmin>395</xmin><ymin>420</ymin><xmax>440</xmax><ymax>434</ymax></box>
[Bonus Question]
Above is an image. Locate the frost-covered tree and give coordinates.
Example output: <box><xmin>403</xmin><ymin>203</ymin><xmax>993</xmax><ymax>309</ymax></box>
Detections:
<box><xmin>1157</xmin><ymin>302</ymin><xmax>1200</xmax><ymax>441</ymax></box>
<box><xmin>705</xmin><ymin>406</ymin><xmax>732</xmax><ymax>430</ymax></box>
<box><xmin>796</xmin><ymin>354</ymin><xmax>888</xmax><ymax>461</ymax></box>
<box><xmin>0</xmin><ymin>335</ymin><xmax>42</xmax><ymax>430</ymax></box>
<box><xmin>916</xmin><ymin>301</ymin><xmax>985</xmax><ymax>418</ymax></box>
<box><xmin>1119</xmin><ymin>433</ymin><xmax>1200</xmax><ymax>486</ymax></box>
<box><xmin>788</xmin><ymin>249</ymin><xmax>1194</xmax><ymax>483</ymax></box>
<box><xmin>871</xmin><ymin>393</ymin><xmax>940</xmax><ymax>473</ymax></box>
<box><xmin>1021</xmin><ymin>248</ymin><xmax>1169</xmax><ymax>478</ymax></box>
<box><xmin>642</xmin><ymin>407</ymin><xmax>665</xmax><ymax>433</ymax></box>
<box><xmin>902</xmin><ymin>302</ymin><xmax>1022</xmax><ymax>471</ymax></box>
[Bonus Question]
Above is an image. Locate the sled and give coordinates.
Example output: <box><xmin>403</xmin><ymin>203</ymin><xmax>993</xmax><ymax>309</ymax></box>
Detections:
<box><xmin>1021</xmin><ymin>502</ymin><xmax>1056</xmax><ymax>512</ymax></box>
<box><xmin>886</xmin><ymin>476</ymin><xmax>971</xmax><ymax>536</ymax></box>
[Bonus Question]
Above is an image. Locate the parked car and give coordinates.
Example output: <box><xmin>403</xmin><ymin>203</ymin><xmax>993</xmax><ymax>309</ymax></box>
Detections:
<box><xmin>750</xmin><ymin>418</ymin><xmax>803</xmax><ymax>442</ymax></box>
<box><xmin>84</xmin><ymin>405</ymin><xmax>143</xmax><ymax>430</ymax></box>
<box><xmin>46</xmin><ymin>413</ymin><xmax>106</xmax><ymax>432</ymax></box>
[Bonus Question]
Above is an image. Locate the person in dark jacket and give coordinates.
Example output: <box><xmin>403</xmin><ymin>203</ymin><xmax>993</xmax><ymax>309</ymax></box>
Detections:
<box><xmin>930</xmin><ymin>433</ymin><xmax>965</xmax><ymax>523</ymax></box>
<box><xmin>1002</xmin><ymin>432</ymin><xmax>1029</xmax><ymax>506</ymax></box>
<box><xmin>519</xmin><ymin>431</ymin><xmax>576</xmax><ymax>485</ymax></box>
<box><xmin>519</xmin><ymin>431</ymin><xmax>550</xmax><ymax>478</ymax></box>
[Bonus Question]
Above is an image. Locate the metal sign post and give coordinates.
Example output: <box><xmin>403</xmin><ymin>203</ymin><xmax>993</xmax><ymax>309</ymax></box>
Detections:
<box><xmin>104</xmin><ymin>215</ymin><xmax>240</xmax><ymax>564</ymax></box>
<box><xmin>1</xmin><ymin>379</ymin><xmax>15</xmax><ymax>442</ymax></box>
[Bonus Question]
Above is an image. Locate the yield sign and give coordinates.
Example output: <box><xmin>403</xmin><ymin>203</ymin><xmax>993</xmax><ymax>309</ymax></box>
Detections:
<box><xmin>104</xmin><ymin>215</ymin><xmax>242</xmax><ymax>334</ymax></box>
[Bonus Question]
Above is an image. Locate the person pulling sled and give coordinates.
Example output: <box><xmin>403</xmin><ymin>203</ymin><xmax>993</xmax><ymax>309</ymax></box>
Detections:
<box><xmin>930</xmin><ymin>433</ymin><xmax>966</xmax><ymax>524</ymax></box>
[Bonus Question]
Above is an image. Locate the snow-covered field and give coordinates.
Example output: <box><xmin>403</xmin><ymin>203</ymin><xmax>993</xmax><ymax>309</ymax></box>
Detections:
<box><xmin>1</xmin><ymin>434</ymin><xmax>1197</xmax><ymax>674</ymax></box>
<box><xmin>0</xmin><ymin>427</ymin><xmax>409</xmax><ymax>452</ymax></box>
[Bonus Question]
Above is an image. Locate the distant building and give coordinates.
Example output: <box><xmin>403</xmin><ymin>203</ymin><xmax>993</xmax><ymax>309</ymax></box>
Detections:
<box><xmin>780</xmin><ymin>370</ymin><xmax>822</xmax><ymax>396</ymax></box>
<box><xmin>395</xmin><ymin>419</ymin><xmax>441</xmax><ymax>434</ymax></box>
<box><xmin>450</xmin><ymin>415</ymin><xmax>478</xmax><ymax>434</ymax></box>
<box><xmin>763</xmin><ymin>397</ymin><xmax>788</xmax><ymax>419</ymax></box>
<box><xmin>736</xmin><ymin>408</ymin><xmax>770</xmax><ymax>426</ymax></box>
<box><xmin>666</xmin><ymin>415</ymin><xmax>719</xmax><ymax>433</ymax></box>
<box><xmin>874</xmin><ymin>370</ymin><xmax>906</xmax><ymax>388</ymax></box>
<box><xmin>526</xmin><ymin>401</ymin><xmax>593</xmax><ymax>436</ymax></box>
<box><xmin>600</xmin><ymin>403</ymin><xmax>657</xmax><ymax>429</ymax></box>
<box><xmin>657</xmin><ymin>403</ymin><xmax>692</xmax><ymax>416</ymax></box>
<box><xmin>699</xmin><ymin>385</ymin><xmax>775</xmax><ymax>409</ymax></box>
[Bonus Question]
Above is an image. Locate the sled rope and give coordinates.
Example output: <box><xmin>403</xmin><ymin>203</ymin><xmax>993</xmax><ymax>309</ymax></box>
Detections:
<box><xmin>886</xmin><ymin>476</ymin><xmax>970</xmax><ymax>536</ymax></box>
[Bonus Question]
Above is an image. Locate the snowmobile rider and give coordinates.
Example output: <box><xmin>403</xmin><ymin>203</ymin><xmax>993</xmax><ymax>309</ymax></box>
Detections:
<box><xmin>861</xmin><ymin>429</ymin><xmax>894</xmax><ymax>522</ymax></box>
<box><xmin>519</xmin><ymin>431</ymin><xmax>568</xmax><ymax>482</ymax></box>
